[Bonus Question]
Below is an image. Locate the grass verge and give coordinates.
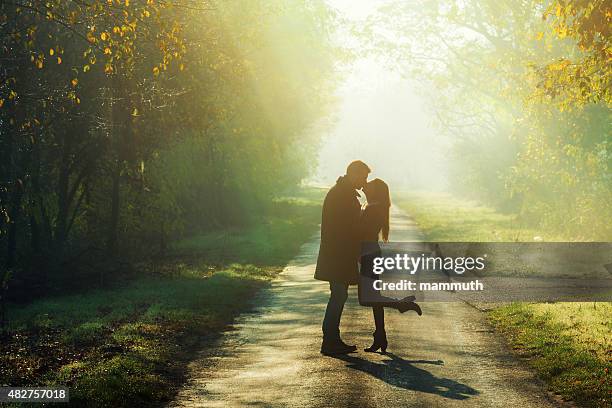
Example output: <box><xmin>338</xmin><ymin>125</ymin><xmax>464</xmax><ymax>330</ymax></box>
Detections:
<box><xmin>395</xmin><ymin>190</ymin><xmax>611</xmax><ymax>407</ymax></box>
<box><xmin>489</xmin><ymin>303</ymin><xmax>610</xmax><ymax>407</ymax></box>
<box><xmin>1</xmin><ymin>188</ymin><xmax>324</xmax><ymax>407</ymax></box>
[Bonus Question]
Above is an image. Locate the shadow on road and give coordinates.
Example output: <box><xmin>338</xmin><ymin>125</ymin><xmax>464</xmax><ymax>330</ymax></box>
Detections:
<box><xmin>332</xmin><ymin>352</ymin><xmax>479</xmax><ymax>400</ymax></box>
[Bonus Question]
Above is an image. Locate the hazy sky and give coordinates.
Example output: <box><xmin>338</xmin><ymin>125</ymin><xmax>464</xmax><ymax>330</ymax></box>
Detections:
<box><xmin>312</xmin><ymin>0</ymin><xmax>448</xmax><ymax>190</ymax></box>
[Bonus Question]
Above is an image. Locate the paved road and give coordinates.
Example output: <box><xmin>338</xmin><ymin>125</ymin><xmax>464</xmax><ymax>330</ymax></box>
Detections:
<box><xmin>169</xmin><ymin>207</ymin><xmax>558</xmax><ymax>408</ymax></box>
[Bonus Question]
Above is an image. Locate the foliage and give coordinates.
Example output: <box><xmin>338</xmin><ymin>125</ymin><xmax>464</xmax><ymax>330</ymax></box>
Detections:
<box><xmin>370</xmin><ymin>0</ymin><xmax>610</xmax><ymax>238</ymax></box>
<box><xmin>532</xmin><ymin>0</ymin><xmax>611</xmax><ymax>108</ymax></box>
<box><xmin>1</xmin><ymin>193</ymin><xmax>321</xmax><ymax>406</ymax></box>
<box><xmin>0</xmin><ymin>1</ymin><xmax>340</xmax><ymax>300</ymax></box>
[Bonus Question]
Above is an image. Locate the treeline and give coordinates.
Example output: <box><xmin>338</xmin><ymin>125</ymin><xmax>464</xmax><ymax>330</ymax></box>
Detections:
<box><xmin>0</xmin><ymin>1</ymin><xmax>339</xmax><ymax>304</ymax></box>
<box><xmin>375</xmin><ymin>0</ymin><xmax>610</xmax><ymax>239</ymax></box>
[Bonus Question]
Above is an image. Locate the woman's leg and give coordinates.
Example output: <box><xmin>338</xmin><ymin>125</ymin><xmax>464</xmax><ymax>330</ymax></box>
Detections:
<box><xmin>360</xmin><ymin>276</ymin><xmax>421</xmax><ymax>316</ymax></box>
<box><xmin>372</xmin><ymin>306</ymin><xmax>385</xmax><ymax>332</ymax></box>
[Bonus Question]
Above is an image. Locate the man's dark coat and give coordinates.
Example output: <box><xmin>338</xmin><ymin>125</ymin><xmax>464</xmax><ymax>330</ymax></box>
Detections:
<box><xmin>314</xmin><ymin>176</ymin><xmax>361</xmax><ymax>285</ymax></box>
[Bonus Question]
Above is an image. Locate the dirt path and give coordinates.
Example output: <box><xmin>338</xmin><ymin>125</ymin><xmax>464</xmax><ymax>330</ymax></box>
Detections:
<box><xmin>169</xmin><ymin>207</ymin><xmax>558</xmax><ymax>408</ymax></box>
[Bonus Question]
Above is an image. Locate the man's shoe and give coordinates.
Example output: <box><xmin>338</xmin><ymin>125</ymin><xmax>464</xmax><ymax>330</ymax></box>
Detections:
<box><xmin>320</xmin><ymin>339</ymin><xmax>357</xmax><ymax>355</ymax></box>
<box><xmin>337</xmin><ymin>338</ymin><xmax>357</xmax><ymax>351</ymax></box>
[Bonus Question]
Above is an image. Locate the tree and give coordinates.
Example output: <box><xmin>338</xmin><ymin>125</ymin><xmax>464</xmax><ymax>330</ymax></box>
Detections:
<box><xmin>532</xmin><ymin>0</ymin><xmax>611</xmax><ymax>109</ymax></box>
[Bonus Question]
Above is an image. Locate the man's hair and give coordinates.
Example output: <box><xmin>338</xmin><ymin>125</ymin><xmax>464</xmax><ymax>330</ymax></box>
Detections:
<box><xmin>346</xmin><ymin>160</ymin><xmax>371</xmax><ymax>175</ymax></box>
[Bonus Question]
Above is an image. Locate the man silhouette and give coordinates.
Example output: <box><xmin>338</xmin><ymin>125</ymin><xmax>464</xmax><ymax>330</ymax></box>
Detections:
<box><xmin>315</xmin><ymin>160</ymin><xmax>371</xmax><ymax>355</ymax></box>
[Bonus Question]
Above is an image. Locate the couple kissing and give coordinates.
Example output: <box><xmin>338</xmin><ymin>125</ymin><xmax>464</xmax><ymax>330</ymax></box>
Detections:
<box><xmin>315</xmin><ymin>160</ymin><xmax>422</xmax><ymax>356</ymax></box>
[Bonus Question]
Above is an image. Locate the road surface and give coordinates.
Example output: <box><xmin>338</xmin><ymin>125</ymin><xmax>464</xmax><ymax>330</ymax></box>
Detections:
<box><xmin>169</xmin><ymin>207</ymin><xmax>559</xmax><ymax>408</ymax></box>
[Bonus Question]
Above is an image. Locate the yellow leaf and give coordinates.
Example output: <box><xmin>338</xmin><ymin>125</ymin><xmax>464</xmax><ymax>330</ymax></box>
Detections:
<box><xmin>153</xmin><ymin>66</ymin><xmax>160</xmax><ymax>76</ymax></box>
<box><xmin>548</xmin><ymin>59</ymin><xmax>570</xmax><ymax>71</ymax></box>
<box><xmin>557</xmin><ymin>26</ymin><xmax>567</xmax><ymax>38</ymax></box>
<box><xmin>71</xmin><ymin>78</ymin><xmax>78</xmax><ymax>87</ymax></box>
<box><xmin>83</xmin><ymin>65</ymin><xmax>90</xmax><ymax>72</ymax></box>
<box><xmin>132</xmin><ymin>108</ymin><xmax>139</xmax><ymax>116</ymax></box>
<box><xmin>101</xmin><ymin>32</ymin><xmax>109</xmax><ymax>41</ymax></box>
<box><xmin>49</xmin><ymin>48</ymin><xmax>54</xmax><ymax>56</ymax></box>
<box><xmin>0</xmin><ymin>99</ymin><xmax>4</xmax><ymax>108</ymax></box>
<box><xmin>536</xmin><ymin>32</ymin><xmax>543</xmax><ymax>40</ymax></box>
<box><xmin>57</xmin><ymin>56</ymin><xmax>62</xmax><ymax>64</ymax></box>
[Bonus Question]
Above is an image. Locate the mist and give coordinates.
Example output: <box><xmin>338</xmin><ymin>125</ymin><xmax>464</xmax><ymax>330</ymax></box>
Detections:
<box><xmin>313</xmin><ymin>1</ymin><xmax>448</xmax><ymax>191</ymax></box>
<box><xmin>312</xmin><ymin>59</ymin><xmax>448</xmax><ymax>191</ymax></box>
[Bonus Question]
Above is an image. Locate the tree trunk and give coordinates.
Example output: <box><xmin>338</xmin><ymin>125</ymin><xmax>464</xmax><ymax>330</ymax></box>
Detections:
<box><xmin>106</xmin><ymin>76</ymin><xmax>131</xmax><ymax>256</ymax></box>
<box><xmin>107</xmin><ymin>158</ymin><xmax>121</xmax><ymax>256</ymax></box>
<box><xmin>6</xmin><ymin>179</ymin><xmax>23</xmax><ymax>270</ymax></box>
<box><xmin>55</xmin><ymin>131</ymin><xmax>72</xmax><ymax>250</ymax></box>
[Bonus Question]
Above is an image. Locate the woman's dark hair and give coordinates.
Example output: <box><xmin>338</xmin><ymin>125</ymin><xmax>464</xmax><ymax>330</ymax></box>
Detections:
<box><xmin>364</xmin><ymin>178</ymin><xmax>391</xmax><ymax>242</ymax></box>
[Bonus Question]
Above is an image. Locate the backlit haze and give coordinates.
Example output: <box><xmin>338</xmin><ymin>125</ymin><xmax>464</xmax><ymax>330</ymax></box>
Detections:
<box><xmin>312</xmin><ymin>0</ymin><xmax>448</xmax><ymax>191</ymax></box>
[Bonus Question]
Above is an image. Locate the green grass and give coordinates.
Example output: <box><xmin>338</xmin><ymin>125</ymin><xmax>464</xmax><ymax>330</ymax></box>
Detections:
<box><xmin>396</xmin><ymin>191</ymin><xmax>611</xmax><ymax>407</ymax></box>
<box><xmin>173</xmin><ymin>191</ymin><xmax>323</xmax><ymax>266</ymax></box>
<box><xmin>1</xmin><ymin>188</ymin><xmax>324</xmax><ymax>407</ymax></box>
<box><xmin>490</xmin><ymin>304</ymin><xmax>611</xmax><ymax>407</ymax></box>
<box><xmin>396</xmin><ymin>191</ymin><xmax>565</xmax><ymax>241</ymax></box>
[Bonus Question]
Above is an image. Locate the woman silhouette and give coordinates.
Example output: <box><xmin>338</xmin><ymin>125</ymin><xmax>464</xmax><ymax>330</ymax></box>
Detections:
<box><xmin>359</xmin><ymin>178</ymin><xmax>422</xmax><ymax>353</ymax></box>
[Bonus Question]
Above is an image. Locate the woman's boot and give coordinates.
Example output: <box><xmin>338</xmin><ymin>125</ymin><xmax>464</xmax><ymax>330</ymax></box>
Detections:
<box><xmin>364</xmin><ymin>330</ymin><xmax>388</xmax><ymax>353</ymax></box>
<box><xmin>396</xmin><ymin>298</ymin><xmax>422</xmax><ymax>315</ymax></box>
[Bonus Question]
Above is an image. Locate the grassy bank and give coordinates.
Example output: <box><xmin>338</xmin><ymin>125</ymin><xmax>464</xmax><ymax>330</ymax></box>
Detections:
<box><xmin>396</xmin><ymin>191</ymin><xmax>611</xmax><ymax>407</ymax></box>
<box><xmin>1</xmin><ymin>188</ymin><xmax>324</xmax><ymax>407</ymax></box>
<box><xmin>490</xmin><ymin>303</ymin><xmax>611</xmax><ymax>407</ymax></box>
